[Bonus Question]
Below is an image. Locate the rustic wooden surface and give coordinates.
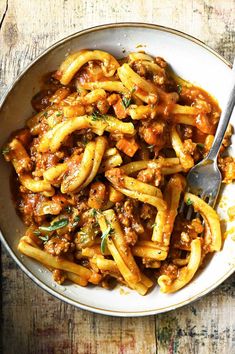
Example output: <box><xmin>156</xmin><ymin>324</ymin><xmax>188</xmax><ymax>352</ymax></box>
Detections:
<box><xmin>0</xmin><ymin>1</ymin><xmax>235</xmax><ymax>353</ymax></box>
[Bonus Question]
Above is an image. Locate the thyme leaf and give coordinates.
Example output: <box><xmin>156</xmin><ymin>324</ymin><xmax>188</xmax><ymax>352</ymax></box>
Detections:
<box><xmin>197</xmin><ymin>143</ymin><xmax>204</xmax><ymax>149</ymax></box>
<box><xmin>186</xmin><ymin>198</ymin><xmax>193</xmax><ymax>206</ymax></box>
<box><xmin>101</xmin><ymin>223</ymin><xmax>114</xmax><ymax>254</ymax></box>
<box><xmin>39</xmin><ymin>218</ymin><xmax>69</xmax><ymax>232</ymax></box>
<box><xmin>65</xmin><ymin>205</ymin><xmax>72</xmax><ymax>213</ymax></box>
<box><xmin>1</xmin><ymin>146</ymin><xmax>11</xmax><ymax>155</ymax></box>
<box><xmin>122</xmin><ymin>96</ymin><xmax>132</xmax><ymax>108</ymax></box>
<box><xmin>38</xmin><ymin>235</ymin><xmax>49</xmax><ymax>243</ymax></box>
<box><xmin>147</xmin><ymin>144</ymin><xmax>155</xmax><ymax>151</ymax></box>
<box><xmin>72</xmin><ymin>215</ymin><xmax>80</xmax><ymax>227</ymax></box>
<box><xmin>91</xmin><ymin>111</ymin><xmax>107</xmax><ymax>121</ymax></box>
<box><xmin>177</xmin><ymin>84</ymin><xmax>182</xmax><ymax>94</ymax></box>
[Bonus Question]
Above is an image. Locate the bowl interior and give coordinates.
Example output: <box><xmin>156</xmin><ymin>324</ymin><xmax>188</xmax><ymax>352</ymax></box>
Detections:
<box><xmin>0</xmin><ymin>24</ymin><xmax>234</xmax><ymax>316</ymax></box>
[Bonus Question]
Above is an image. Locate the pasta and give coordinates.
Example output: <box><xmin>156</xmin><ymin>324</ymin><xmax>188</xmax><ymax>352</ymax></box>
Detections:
<box><xmin>3</xmin><ymin>49</ymin><xmax>235</xmax><ymax>295</ymax></box>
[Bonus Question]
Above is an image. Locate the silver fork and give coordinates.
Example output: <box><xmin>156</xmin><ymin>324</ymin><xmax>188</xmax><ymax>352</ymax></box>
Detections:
<box><xmin>181</xmin><ymin>59</ymin><xmax>235</xmax><ymax>219</ymax></box>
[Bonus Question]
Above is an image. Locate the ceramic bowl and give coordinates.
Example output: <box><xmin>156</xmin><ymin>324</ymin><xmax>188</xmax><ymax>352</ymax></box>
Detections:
<box><xmin>0</xmin><ymin>23</ymin><xmax>234</xmax><ymax>316</ymax></box>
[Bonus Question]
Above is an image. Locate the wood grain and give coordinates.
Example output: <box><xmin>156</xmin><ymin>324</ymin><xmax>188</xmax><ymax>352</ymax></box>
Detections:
<box><xmin>0</xmin><ymin>1</ymin><xmax>234</xmax><ymax>353</ymax></box>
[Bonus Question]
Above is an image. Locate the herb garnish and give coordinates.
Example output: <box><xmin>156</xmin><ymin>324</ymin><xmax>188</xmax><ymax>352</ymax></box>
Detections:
<box><xmin>43</xmin><ymin>112</ymin><xmax>48</xmax><ymax>118</ymax></box>
<box><xmin>130</xmin><ymin>87</ymin><xmax>136</xmax><ymax>94</ymax></box>
<box><xmin>101</xmin><ymin>223</ymin><xmax>114</xmax><ymax>254</ymax></box>
<box><xmin>72</xmin><ymin>215</ymin><xmax>80</xmax><ymax>227</ymax></box>
<box><xmin>147</xmin><ymin>144</ymin><xmax>155</xmax><ymax>151</ymax></box>
<box><xmin>56</xmin><ymin>112</ymin><xmax>62</xmax><ymax>117</ymax></box>
<box><xmin>38</xmin><ymin>235</ymin><xmax>49</xmax><ymax>244</ymax></box>
<box><xmin>197</xmin><ymin>143</ymin><xmax>204</xmax><ymax>149</ymax></box>
<box><xmin>91</xmin><ymin>111</ymin><xmax>107</xmax><ymax>121</ymax></box>
<box><xmin>186</xmin><ymin>198</ymin><xmax>193</xmax><ymax>206</ymax></box>
<box><xmin>1</xmin><ymin>146</ymin><xmax>10</xmax><ymax>155</ymax></box>
<box><xmin>122</xmin><ymin>96</ymin><xmax>132</xmax><ymax>108</ymax></box>
<box><xmin>90</xmin><ymin>208</ymin><xmax>101</xmax><ymax>218</ymax></box>
<box><xmin>177</xmin><ymin>84</ymin><xmax>182</xmax><ymax>94</ymax></box>
<box><xmin>65</xmin><ymin>205</ymin><xmax>72</xmax><ymax>214</ymax></box>
<box><xmin>39</xmin><ymin>218</ymin><xmax>69</xmax><ymax>232</ymax></box>
<box><xmin>33</xmin><ymin>229</ymin><xmax>41</xmax><ymax>236</ymax></box>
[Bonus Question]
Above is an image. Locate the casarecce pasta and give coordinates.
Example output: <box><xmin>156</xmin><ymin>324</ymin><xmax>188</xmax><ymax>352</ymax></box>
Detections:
<box><xmin>3</xmin><ymin>49</ymin><xmax>235</xmax><ymax>295</ymax></box>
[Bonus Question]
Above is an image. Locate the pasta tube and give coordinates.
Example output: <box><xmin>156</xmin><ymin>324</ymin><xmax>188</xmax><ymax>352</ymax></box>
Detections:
<box><xmin>39</xmin><ymin>115</ymin><xmax>135</xmax><ymax>153</ymax></box>
<box><xmin>61</xmin><ymin>141</ymin><xmax>96</xmax><ymax>193</ymax></box>
<box><xmin>80</xmin><ymin>81</ymin><xmax>129</xmax><ymax>94</ymax></box>
<box><xmin>170</xmin><ymin>125</ymin><xmax>194</xmax><ymax>170</ymax></box>
<box><xmin>118</xmin><ymin>63</ymin><xmax>158</xmax><ymax>103</ymax></box>
<box><xmin>152</xmin><ymin>174</ymin><xmax>184</xmax><ymax>245</ymax></box>
<box><xmin>184</xmin><ymin>192</ymin><xmax>222</xmax><ymax>252</ymax></box>
<box><xmin>18</xmin><ymin>240</ymin><xmax>91</xmax><ymax>280</ymax></box>
<box><xmin>56</xmin><ymin>50</ymin><xmax>120</xmax><ymax>85</ymax></box>
<box><xmin>158</xmin><ymin>239</ymin><xmax>201</xmax><ymax>293</ymax></box>
<box><xmin>98</xmin><ymin>209</ymin><xmax>141</xmax><ymax>284</ymax></box>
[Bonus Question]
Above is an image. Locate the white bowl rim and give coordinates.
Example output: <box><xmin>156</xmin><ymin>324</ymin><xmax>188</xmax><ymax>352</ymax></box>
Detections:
<box><xmin>0</xmin><ymin>22</ymin><xmax>234</xmax><ymax>317</ymax></box>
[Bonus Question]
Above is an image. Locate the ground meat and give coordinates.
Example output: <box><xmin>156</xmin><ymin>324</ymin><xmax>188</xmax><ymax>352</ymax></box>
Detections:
<box><xmin>140</xmin><ymin>204</ymin><xmax>156</xmax><ymax>220</ymax></box>
<box><xmin>139</xmin><ymin>120</ymin><xmax>168</xmax><ymax>146</ymax></box>
<box><xmin>218</xmin><ymin>156</ymin><xmax>235</xmax><ymax>183</ymax></box>
<box><xmin>44</xmin><ymin>236</ymin><xmax>75</xmax><ymax>256</ymax></box>
<box><xmin>88</xmin><ymin>181</ymin><xmax>107</xmax><ymax>209</ymax></box>
<box><xmin>105</xmin><ymin>168</ymin><xmax>125</xmax><ymax>187</ymax></box>
<box><xmin>52</xmin><ymin>269</ymin><xmax>67</xmax><ymax>284</ymax></box>
<box><xmin>17</xmin><ymin>193</ymin><xmax>40</xmax><ymax>225</ymax></box>
<box><xmin>153</xmin><ymin>74</ymin><xmax>166</xmax><ymax>86</ymax></box>
<box><xmin>155</xmin><ymin>57</ymin><xmax>167</xmax><ymax>68</ymax></box>
<box><xmin>158</xmin><ymin>262</ymin><xmax>179</xmax><ymax>281</ymax></box>
<box><xmin>193</xmin><ymin>97</ymin><xmax>212</xmax><ymax>113</ymax></box>
<box><xmin>123</xmin><ymin>228</ymin><xmax>138</xmax><ymax>246</ymax></box>
<box><xmin>31</xmin><ymin>89</ymin><xmax>54</xmax><ymax>112</ymax></box>
<box><xmin>222</xmin><ymin>124</ymin><xmax>233</xmax><ymax>148</ymax></box>
<box><xmin>183</xmin><ymin>139</ymin><xmax>196</xmax><ymax>155</ymax></box>
<box><xmin>137</xmin><ymin>167</ymin><xmax>162</xmax><ymax>186</ymax></box>
<box><xmin>181</xmin><ymin>125</ymin><xmax>193</xmax><ymax>140</ymax></box>
<box><xmin>115</xmin><ymin>199</ymin><xmax>144</xmax><ymax>244</ymax></box>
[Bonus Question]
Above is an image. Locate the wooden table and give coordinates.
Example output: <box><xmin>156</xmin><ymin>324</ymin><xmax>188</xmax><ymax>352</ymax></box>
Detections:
<box><xmin>0</xmin><ymin>1</ymin><xmax>234</xmax><ymax>353</ymax></box>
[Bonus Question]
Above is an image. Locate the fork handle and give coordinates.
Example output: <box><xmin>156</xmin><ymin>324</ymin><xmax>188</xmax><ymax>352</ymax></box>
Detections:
<box><xmin>207</xmin><ymin>59</ymin><xmax>235</xmax><ymax>161</ymax></box>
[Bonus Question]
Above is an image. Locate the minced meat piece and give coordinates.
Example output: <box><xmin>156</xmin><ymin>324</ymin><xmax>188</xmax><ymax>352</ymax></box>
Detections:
<box><xmin>44</xmin><ymin>236</ymin><xmax>75</xmax><ymax>256</ymax></box>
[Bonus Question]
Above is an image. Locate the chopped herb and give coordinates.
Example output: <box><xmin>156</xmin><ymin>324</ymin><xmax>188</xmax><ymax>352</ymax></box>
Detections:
<box><xmin>39</xmin><ymin>218</ymin><xmax>69</xmax><ymax>232</ymax></box>
<box><xmin>197</xmin><ymin>143</ymin><xmax>204</xmax><ymax>149</ymax></box>
<box><xmin>131</xmin><ymin>87</ymin><xmax>136</xmax><ymax>94</ymax></box>
<box><xmin>122</xmin><ymin>96</ymin><xmax>132</xmax><ymax>108</ymax></box>
<box><xmin>72</xmin><ymin>215</ymin><xmax>80</xmax><ymax>227</ymax></box>
<box><xmin>1</xmin><ymin>146</ymin><xmax>10</xmax><ymax>155</ymax></box>
<box><xmin>38</xmin><ymin>235</ymin><xmax>49</xmax><ymax>243</ymax></box>
<box><xmin>101</xmin><ymin>223</ymin><xmax>114</xmax><ymax>254</ymax></box>
<box><xmin>56</xmin><ymin>112</ymin><xmax>62</xmax><ymax>117</ymax></box>
<box><xmin>177</xmin><ymin>84</ymin><xmax>182</xmax><ymax>94</ymax></box>
<box><xmin>186</xmin><ymin>197</ymin><xmax>193</xmax><ymax>206</ymax></box>
<box><xmin>43</xmin><ymin>112</ymin><xmax>48</xmax><ymax>118</ymax></box>
<box><xmin>33</xmin><ymin>229</ymin><xmax>41</xmax><ymax>236</ymax></box>
<box><xmin>91</xmin><ymin>111</ymin><xmax>107</xmax><ymax>121</ymax></box>
<box><xmin>90</xmin><ymin>208</ymin><xmax>101</xmax><ymax>218</ymax></box>
<box><xmin>65</xmin><ymin>205</ymin><xmax>72</xmax><ymax>213</ymax></box>
<box><xmin>147</xmin><ymin>144</ymin><xmax>155</xmax><ymax>150</ymax></box>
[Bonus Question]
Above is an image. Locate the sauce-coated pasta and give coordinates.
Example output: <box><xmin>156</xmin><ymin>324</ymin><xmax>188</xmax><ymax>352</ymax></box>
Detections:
<box><xmin>3</xmin><ymin>49</ymin><xmax>235</xmax><ymax>295</ymax></box>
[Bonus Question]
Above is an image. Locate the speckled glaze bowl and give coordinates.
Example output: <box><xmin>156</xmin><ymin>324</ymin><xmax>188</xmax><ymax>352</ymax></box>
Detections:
<box><xmin>0</xmin><ymin>23</ymin><xmax>234</xmax><ymax>316</ymax></box>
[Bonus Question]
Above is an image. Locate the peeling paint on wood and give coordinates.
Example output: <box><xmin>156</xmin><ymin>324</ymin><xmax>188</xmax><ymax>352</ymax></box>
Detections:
<box><xmin>0</xmin><ymin>1</ymin><xmax>234</xmax><ymax>353</ymax></box>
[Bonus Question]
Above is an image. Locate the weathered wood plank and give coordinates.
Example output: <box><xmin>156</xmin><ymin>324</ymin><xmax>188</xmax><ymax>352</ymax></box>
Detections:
<box><xmin>0</xmin><ymin>1</ymin><xmax>234</xmax><ymax>353</ymax></box>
